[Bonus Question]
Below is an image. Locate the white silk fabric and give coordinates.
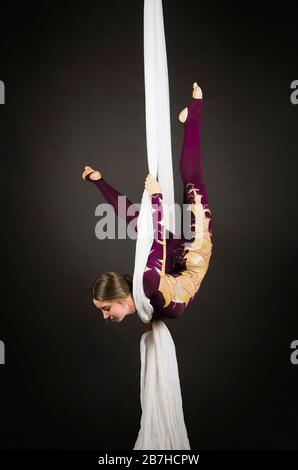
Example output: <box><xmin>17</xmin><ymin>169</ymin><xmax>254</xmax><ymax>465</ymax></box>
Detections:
<box><xmin>132</xmin><ymin>0</ymin><xmax>191</xmax><ymax>450</ymax></box>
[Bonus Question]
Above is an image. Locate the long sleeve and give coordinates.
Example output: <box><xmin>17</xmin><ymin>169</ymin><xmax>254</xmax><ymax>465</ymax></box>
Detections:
<box><xmin>143</xmin><ymin>192</ymin><xmax>167</xmax><ymax>298</ymax></box>
<box><xmin>86</xmin><ymin>175</ymin><xmax>140</xmax><ymax>233</ymax></box>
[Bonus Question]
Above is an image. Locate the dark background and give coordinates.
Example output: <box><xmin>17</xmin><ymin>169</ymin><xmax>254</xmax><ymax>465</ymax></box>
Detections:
<box><xmin>0</xmin><ymin>0</ymin><xmax>297</xmax><ymax>450</ymax></box>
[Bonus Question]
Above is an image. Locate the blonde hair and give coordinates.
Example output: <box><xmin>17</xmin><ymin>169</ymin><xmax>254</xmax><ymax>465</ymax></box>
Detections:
<box><xmin>91</xmin><ymin>272</ymin><xmax>132</xmax><ymax>303</ymax></box>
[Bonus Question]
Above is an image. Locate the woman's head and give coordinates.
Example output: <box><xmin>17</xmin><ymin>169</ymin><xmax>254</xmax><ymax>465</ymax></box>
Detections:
<box><xmin>91</xmin><ymin>272</ymin><xmax>136</xmax><ymax>323</ymax></box>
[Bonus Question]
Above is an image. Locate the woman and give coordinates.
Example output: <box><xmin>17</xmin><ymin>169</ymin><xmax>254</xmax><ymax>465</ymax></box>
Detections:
<box><xmin>82</xmin><ymin>82</ymin><xmax>213</xmax><ymax>325</ymax></box>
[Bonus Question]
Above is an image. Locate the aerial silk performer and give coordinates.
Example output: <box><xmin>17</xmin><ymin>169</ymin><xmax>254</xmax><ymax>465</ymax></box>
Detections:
<box><xmin>81</xmin><ymin>0</ymin><xmax>213</xmax><ymax>450</ymax></box>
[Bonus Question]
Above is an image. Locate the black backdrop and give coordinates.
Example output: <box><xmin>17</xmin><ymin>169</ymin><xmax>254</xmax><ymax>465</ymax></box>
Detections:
<box><xmin>0</xmin><ymin>1</ymin><xmax>297</xmax><ymax>450</ymax></box>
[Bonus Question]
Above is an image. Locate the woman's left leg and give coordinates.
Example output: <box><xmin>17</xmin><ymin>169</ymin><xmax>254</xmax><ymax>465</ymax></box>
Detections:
<box><xmin>178</xmin><ymin>90</ymin><xmax>213</xmax><ymax>282</ymax></box>
<box><xmin>179</xmin><ymin>93</ymin><xmax>213</xmax><ymax>243</ymax></box>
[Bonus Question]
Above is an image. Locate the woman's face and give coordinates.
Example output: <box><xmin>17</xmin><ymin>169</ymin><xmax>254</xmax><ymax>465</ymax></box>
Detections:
<box><xmin>93</xmin><ymin>295</ymin><xmax>135</xmax><ymax>323</ymax></box>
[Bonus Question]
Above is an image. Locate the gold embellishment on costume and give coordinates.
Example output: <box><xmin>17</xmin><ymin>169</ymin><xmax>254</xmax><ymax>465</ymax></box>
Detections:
<box><xmin>153</xmin><ymin>196</ymin><xmax>166</xmax><ymax>277</ymax></box>
<box><xmin>158</xmin><ymin>183</ymin><xmax>213</xmax><ymax>309</ymax></box>
<box><xmin>158</xmin><ymin>271</ymin><xmax>202</xmax><ymax>308</ymax></box>
<box><xmin>143</xmin><ymin>194</ymin><xmax>167</xmax><ymax>276</ymax></box>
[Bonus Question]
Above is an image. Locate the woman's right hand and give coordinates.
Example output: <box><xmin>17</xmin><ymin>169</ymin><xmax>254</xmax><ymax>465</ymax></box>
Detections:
<box><xmin>82</xmin><ymin>165</ymin><xmax>102</xmax><ymax>181</ymax></box>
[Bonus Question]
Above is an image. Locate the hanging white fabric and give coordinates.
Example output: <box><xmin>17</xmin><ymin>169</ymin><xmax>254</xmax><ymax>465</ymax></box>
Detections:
<box><xmin>132</xmin><ymin>0</ymin><xmax>191</xmax><ymax>450</ymax></box>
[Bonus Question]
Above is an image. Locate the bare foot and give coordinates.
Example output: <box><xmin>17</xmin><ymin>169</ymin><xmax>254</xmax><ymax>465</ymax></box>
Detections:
<box><xmin>178</xmin><ymin>82</ymin><xmax>203</xmax><ymax>123</ymax></box>
<box><xmin>178</xmin><ymin>107</ymin><xmax>188</xmax><ymax>123</ymax></box>
<box><xmin>81</xmin><ymin>165</ymin><xmax>102</xmax><ymax>181</ymax></box>
<box><xmin>192</xmin><ymin>82</ymin><xmax>203</xmax><ymax>99</ymax></box>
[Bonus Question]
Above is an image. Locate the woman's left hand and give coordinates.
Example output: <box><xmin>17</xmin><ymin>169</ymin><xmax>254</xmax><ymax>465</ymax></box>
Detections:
<box><xmin>145</xmin><ymin>174</ymin><xmax>161</xmax><ymax>196</ymax></box>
